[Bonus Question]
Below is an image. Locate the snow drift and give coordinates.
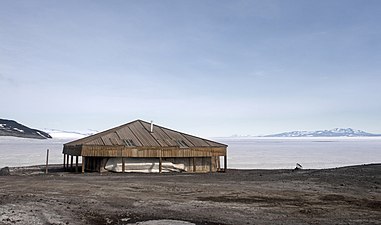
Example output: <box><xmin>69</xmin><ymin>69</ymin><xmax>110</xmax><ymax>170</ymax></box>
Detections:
<box><xmin>105</xmin><ymin>158</ymin><xmax>186</xmax><ymax>173</ymax></box>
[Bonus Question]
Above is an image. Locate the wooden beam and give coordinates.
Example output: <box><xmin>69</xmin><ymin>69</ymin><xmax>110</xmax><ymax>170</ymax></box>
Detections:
<box><xmin>45</xmin><ymin>149</ymin><xmax>49</xmax><ymax>174</ymax></box>
<box><xmin>209</xmin><ymin>156</ymin><xmax>212</xmax><ymax>173</ymax></box>
<box><xmin>66</xmin><ymin>154</ymin><xmax>69</xmax><ymax>170</ymax></box>
<box><xmin>193</xmin><ymin>157</ymin><xmax>196</xmax><ymax>172</ymax></box>
<box><xmin>159</xmin><ymin>157</ymin><xmax>162</xmax><ymax>173</ymax></box>
<box><xmin>80</xmin><ymin>145</ymin><xmax>226</xmax><ymax>157</ymax></box>
<box><xmin>82</xmin><ymin>156</ymin><xmax>85</xmax><ymax>173</ymax></box>
<box><xmin>224</xmin><ymin>154</ymin><xmax>227</xmax><ymax>173</ymax></box>
<box><xmin>63</xmin><ymin>154</ymin><xmax>66</xmax><ymax>170</ymax></box>
<box><xmin>75</xmin><ymin>156</ymin><xmax>78</xmax><ymax>173</ymax></box>
<box><xmin>217</xmin><ymin>156</ymin><xmax>221</xmax><ymax>170</ymax></box>
<box><xmin>122</xmin><ymin>157</ymin><xmax>125</xmax><ymax>173</ymax></box>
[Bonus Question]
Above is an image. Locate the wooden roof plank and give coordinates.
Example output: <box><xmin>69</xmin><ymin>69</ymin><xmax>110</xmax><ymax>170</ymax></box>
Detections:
<box><xmin>138</xmin><ymin>120</ymin><xmax>164</xmax><ymax>147</ymax></box>
<box><xmin>160</xmin><ymin>128</ymin><xmax>194</xmax><ymax>147</ymax></box>
<box><xmin>182</xmin><ymin>133</ymin><xmax>210</xmax><ymax>147</ymax></box>
<box><xmin>129</xmin><ymin>121</ymin><xmax>160</xmax><ymax>147</ymax></box>
<box><xmin>140</xmin><ymin>122</ymin><xmax>178</xmax><ymax>147</ymax></box>
<box><xmin>115</xmin><ymin>126</ymin><xmax>143</xmax><ymax>147</ymax></box>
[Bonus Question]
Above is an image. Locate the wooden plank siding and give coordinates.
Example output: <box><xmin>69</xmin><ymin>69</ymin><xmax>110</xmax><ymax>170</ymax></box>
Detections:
<box><xmin>63</xmin><ymin>145</ymin><xmax>226</xmax><ymax>158</ymax></box>
<box><xmin>79</xmin><ymin>146</ymin><xmax>224</xmax><ymax>157</ymax></box>
<box><xmin>63</xmin><ymin>145</ymin><xmax>82</xmax><ymax>156</ymax></box>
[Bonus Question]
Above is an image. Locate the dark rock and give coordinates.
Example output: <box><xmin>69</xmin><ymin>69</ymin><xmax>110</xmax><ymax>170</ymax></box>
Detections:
<box><xmin>0</xmin><ymin>167</ymin><xmax>10</xmax><ymax>176</ymax></box>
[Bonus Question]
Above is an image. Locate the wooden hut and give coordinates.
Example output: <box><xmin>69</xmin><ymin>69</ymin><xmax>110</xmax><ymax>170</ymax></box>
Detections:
<box><xmin>62</xmin><ymin>120</ymin><xmax>227</xmax><ymax>173</ymax></box>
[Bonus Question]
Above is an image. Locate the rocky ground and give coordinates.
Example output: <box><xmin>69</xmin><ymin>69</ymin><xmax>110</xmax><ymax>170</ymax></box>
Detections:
<box><xmin>0</xmin><ymin>164</ymin><xmax>380</xmax><ymax>225</ymax></box>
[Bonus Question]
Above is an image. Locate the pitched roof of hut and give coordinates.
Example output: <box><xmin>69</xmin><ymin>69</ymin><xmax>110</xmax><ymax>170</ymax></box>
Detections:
<box><xmin>65</xmin><ymin>119</ymin><xmax>227</xmax><ymax>148</ymax></box>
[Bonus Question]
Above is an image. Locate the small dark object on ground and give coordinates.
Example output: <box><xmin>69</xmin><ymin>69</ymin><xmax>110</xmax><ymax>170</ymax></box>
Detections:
<box><xmin>0</xmin><ymin>167</ymin><xmax>10</xmax><ymax>176</ymax></box>
<box><xmin>293</xmin><ymin>163</ymin><xmax>303</xmax><ymax>171</ymax></box>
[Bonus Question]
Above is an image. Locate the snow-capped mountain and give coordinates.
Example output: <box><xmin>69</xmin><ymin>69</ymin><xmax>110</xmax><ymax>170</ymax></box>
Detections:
<box><xmin>265</xmin><ymin>128</ymin><xmax>381</xmax><ymax>137</ymax></box>
<box><xmin>0</xmin><ymin>119</ymin><xmax>52</xmax><ymax>139</ymax></box>
<box><xmin>0</xmin><ymin>118</ymin><xmax>98</xmax><ymax>140</ymax></box>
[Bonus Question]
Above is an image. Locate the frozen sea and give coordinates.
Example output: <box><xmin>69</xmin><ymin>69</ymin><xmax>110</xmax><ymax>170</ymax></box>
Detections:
<box><xmin>0</xmin><ymin>136</ymin><xmax>380</xmax><ymax>169</ymax></box>
<box><xmin>216</xmin><ymin>137</ymin><xmax>381</xmax><ymax>169</ymax></box>
<box><xmin>0</xmin><ymin>137</ymin><xmax>70</xmax><ymax>168</ymax></box>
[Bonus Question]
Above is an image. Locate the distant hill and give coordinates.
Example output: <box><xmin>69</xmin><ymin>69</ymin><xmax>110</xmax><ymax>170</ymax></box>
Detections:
<box><xmin>264</xmin><ymin>128</ymin><xmax>381</xmax><ymax>137</ymax></box>
<box><xmin>0</xmin><ymin>119</ymin><xmax>51</xmax><ymax>139</ymax></box>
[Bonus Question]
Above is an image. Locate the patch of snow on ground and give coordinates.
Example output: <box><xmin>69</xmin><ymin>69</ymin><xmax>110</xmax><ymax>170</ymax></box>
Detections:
<box><xmin>36</xmin><ymin>131</ymin><xmax>48</xmax><ymax>138</ymax></box>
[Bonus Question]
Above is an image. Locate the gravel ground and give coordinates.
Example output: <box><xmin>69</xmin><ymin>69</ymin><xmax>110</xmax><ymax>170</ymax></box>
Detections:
<box><xmin>0</xmin><ymin>164</ymin><xmax>380</xmax><ymax>225</ymax></box>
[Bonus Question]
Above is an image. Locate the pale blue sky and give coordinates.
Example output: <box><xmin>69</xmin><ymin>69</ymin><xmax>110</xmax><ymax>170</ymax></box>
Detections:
<box><xmin>1</xmin><ymin>0</ymin><xmax>380</xmax><ymax>136</ymax></box>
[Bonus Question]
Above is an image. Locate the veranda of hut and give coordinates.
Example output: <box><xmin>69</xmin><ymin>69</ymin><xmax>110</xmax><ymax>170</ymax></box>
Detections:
<box><xmin>62</xmin><ymin>120</ymin><xmax>228</xmax><ymax>173</ymax></box>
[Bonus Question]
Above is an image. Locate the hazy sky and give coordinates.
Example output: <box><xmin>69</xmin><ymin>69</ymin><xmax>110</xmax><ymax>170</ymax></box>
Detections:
<box><xmin>1</xmin><ymin>0</ymin><xmax>380</xmax><ymax>137</ymax></box>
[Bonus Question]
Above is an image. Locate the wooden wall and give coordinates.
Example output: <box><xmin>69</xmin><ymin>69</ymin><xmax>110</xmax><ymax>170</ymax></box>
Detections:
<box><xmin>63</xmin><ymin>145</ymin><xmax>226</xmax><ymax>158</ymax></box>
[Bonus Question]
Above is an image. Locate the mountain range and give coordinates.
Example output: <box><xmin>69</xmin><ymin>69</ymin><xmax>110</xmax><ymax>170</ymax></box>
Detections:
<box><xmin>2</xmin><ymin>118</ymin><xmax>380</xmax><ymax>139</ymax></box>
<box><xmin>264</xmin><ymin>128</ymin><xmax>381</xmax><ymax>137</ymax></box>
<box><xmin>0</xmin><ymin>119</ymin><xmax>51</xmax><ymax>139</ymax></box>
<box><xmin>0</xmin><ymin>119</ymin><xmax>97</xmax><ymax>140</ymax></box>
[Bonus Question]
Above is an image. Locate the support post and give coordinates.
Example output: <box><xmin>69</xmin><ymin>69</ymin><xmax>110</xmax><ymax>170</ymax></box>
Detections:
<box><xmin>209</xmin><ymin>157</ymin><xmax>213</xmax><ymax>173</ymax></box>
<box><xmin>122</xmin><ymin>157</ymin><xmax>125</xmax><ymax>173</ymax></box>
<box><xmin>66</xmin><ymin>154</ymin><xmax>69</xmax><ymax>170</ymax></box>
<box><xmin>45</xmin><ymin>149</ymin><xmax>49</xmax><ymax>174</ymax></box>
<box><xmin>224</xmin><ymin>154</ymin><xmax>227</xmax><ymax>173</ymax></box>
<box><xmin>70</xmin><ymin>155</ymin><xmax>73</xmax><ymax>170</ymax></box>
<box><xmin>159</xmin><ymin>157</ymin><xmax>162</xmax><ymax>173</ymax></box>
<box><xmin>217</xmin><ymin>156</ymin><xmax>221</xmax><ymax>171</ymax></box>
<box><xmin>63</xmin><ymin>154</ymin><xmax>66</xmax><ymax>170</ymax></box>
<box><xmin>193</xmin><ymin>157</ymin><xmax>196</xmax><ymax>172</ymax></box>
<box><xmin>75</xmin><ymin>156</ymin><xmax>79</xmax><ymax>173</ymax></box>
<box><xmin>82</xmin><ymin>156</ymin><xmax>85</xmax><ymax>173</ymax></box>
